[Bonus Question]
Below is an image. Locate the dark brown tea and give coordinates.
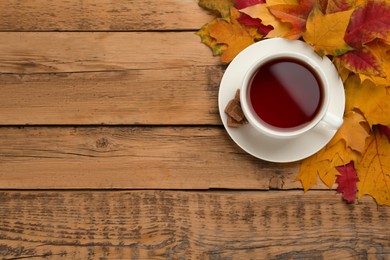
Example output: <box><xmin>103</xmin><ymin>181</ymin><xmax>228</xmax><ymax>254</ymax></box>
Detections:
<box><xmin>248</xmin><ymin>57</ymin><xmax>323</xmax><ymax>129</ymax></box>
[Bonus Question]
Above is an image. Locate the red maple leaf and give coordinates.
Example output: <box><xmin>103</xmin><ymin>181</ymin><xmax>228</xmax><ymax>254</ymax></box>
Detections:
<box><xmin>268</xmin><ymin>0</ymin><xmax>315</xmax><ymax>39</ymax></box>
<box><xmin>345</xmin><ymin>0</ymin><xmax>390</xmax><ymax>49</ymax></box>
<box><xmin>336</xmin><ymin>162</ymin><xmax>359</xmax><ymax>203</ymax></box>
<box><xmin>235</xmin><ymin>0</ymin><xmax>273</xmax><ymax>35</ymax></box>
<box><xmin>237</xmin><ymin>13</ymin><xmax>274</xmax><ymax>34</ymax></box>
<box><xmin>338</xmin><ymin>47</ymin><xmax>383</xmax><ymax>76</ymax></box>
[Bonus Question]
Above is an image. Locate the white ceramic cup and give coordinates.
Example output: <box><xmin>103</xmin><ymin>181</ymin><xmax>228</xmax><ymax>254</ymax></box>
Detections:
<box><xmin>240</xmin><ymin>50</ymin><xmax>343</xmax><ymax>139</ymax></box>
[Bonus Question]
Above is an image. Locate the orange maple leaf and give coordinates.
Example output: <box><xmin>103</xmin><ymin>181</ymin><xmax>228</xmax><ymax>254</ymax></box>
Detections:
<box><xmin>356</xmin><ymin>127</ymin><xmax>390</xmax><ymax>206</ymax></box>
<box><xmin>207</xmin><ymin>8</ymin><xmax>256</xmax><ymax>62</ymax></box>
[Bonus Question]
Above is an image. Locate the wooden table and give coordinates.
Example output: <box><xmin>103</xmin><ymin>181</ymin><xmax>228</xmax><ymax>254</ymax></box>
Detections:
<box><xmin>0</xmin><ymin>1</ymin><xmax>389</xmax><ymax>259</ymax></box>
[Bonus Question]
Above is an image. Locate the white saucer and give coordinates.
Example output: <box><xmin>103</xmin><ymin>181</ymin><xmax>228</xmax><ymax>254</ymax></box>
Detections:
<box><xmin>218</xmin><ymin>38</ymin><xmax>345</xmax><ymax>163</ymax></box>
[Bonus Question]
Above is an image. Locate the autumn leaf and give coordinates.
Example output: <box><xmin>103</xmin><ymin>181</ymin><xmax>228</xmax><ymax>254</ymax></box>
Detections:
<box><xmin>326</xmin><ymin>0</ymin><xmax>365</xmax><ymax>13</ymax></box>
<box><xmin>358</xmin><ymin>39</ymin><xmax>390</xmax><ymax>84</ymax></box>
<box><xmin>344</xmin><ymin>0</ymin><xmax>390</xmax><ymax>49</ymax></box>
<box><xmin>328</xmin><ymin>111</ymin><xmax>370</xmax><ymax>153</ymax></box>
<box><xmin>237</xmin><ymin>13</ymin><xmax>274</xmax><ymax>34</ymax></box>
<box><xmin>335</xmin><ymin>1</ymin><xmax>390</xmax><ymax>77</ymax></box>
<box><xmin>196</xmin><ymin>20</ymin><xmax>228</xmax><ymax>56</ymax></box>
<box><xmin>337</xmin><ymin>45</ymin><xmax>384</xmax><ymax>76</ymax></box>
<box><xmin>297</xmin><ymin>153</ymin><xmax>332</xmax><ymax>191</ymax></box>
<box><xmin>298</xmin><ymin>112</ymin><xmax>366</xmax><ymax>190</ymax></box>
<box><xmin>230</xmin><ymin>7</ymin><xmax>266</xmax><ymax>39</ymax></box>
<box><xmin>345</xmin><ymin>75</ymin><xmax>390</xmax><ymax>127</ymax></box>
<box><xmin>199</xmin><ymin>0</ymin><xmax>235</xmax><ymax>18</ymax></box>
<box><xmin>303</xmin><ymin>7</ymin><xmax>354</xmax><ymax>56</ymax></box>
<box><xmin>267</xmin><ymin>0</ymin><xmax>315</xmax><ymax>39</ymax></box>
<box><xmin>207</xmin><ymin>8</ymin><xmax>255</xmax><ymax>62</ymax></box>
<box><xmin>297</xmin><ymin>140</ymin><xmax>361</xmax><ymax>190</ymax></box>
<box><xmin>356</xmin><ymin>127</ymin><xmax>390</xmax><ymax>206</ymax></box>
<box><xmin>240</xmin><ymin>1</ymin><xmax>293</xmax><ymax>38</ymax></box>
<box><xmin>336</xmin><ymin>161</ymin><xmax>359</xmax><ymax>203</ymax></box>
<box><xmin>333</xmin><ymin>57</ymin><xmax>352</xmax><ymax>82</ymax></box>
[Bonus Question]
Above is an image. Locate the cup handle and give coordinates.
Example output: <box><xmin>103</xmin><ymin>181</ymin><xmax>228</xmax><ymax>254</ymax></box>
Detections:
<box><xmin>322</xmin><ymin>112</ymin><xmax>343</xmax><ymax>129</ymax></box>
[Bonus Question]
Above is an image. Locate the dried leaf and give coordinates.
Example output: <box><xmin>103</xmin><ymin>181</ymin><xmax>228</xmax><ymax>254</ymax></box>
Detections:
<box><xmin>199</xmin><ymin>0</ymin><xmax>235</xmax><ymax>18</ymax></box>
<box><xmin>344</xmin><ymin>0</ymin><xmax>390</xmax><ymax>48</ymax></box>
<box><xmin>356</xmin><ymin>127</ymin><xmax>390</xmax><ymax>206</ymax></box>
<box><xmin>237</xmin><ymin>12</ymin><xmax>274</xmax><ymax>35</ymax></box>
<box><xmin>231</xmin><ymin>7</ymin><xmax>266</xmax><ymax>39</ymax></box>
<box><xmin>208</xmin><ymin>8</ymin><xmax>255</xmax><ymax>62</ymax></box>
<box><xmin>336</xmin><ymin>161</ymin><xmax>359</xmax><ymax>203</ymax></box>
<box><xmin>328</xmin><ymin>111</ymin><xmax>370</xmax><ymax>153</ymax></box>
<box><xmin>298</xmin><ymin>111</ymin><xmax>365</xmax><ymax>190</ymax></box>
<box><xmin>240</xmin><ymin>2</ymin><xmax>293</xmax><ymax>38</ymax></box>
<box><xmin>303</xmin><ymin>7</ymin><xmax>354</xmax><ymax>56</ymax></box>
<box><xmin>268</xmin><ymin>0</ymin><xmax>315</xmax><ymax>39</ymax></box>
<box><xmin>196</xmin><ymin>20</ymin><xmax>228</xmax><ymax>56</ymax></box>
<box><xmin>358</xmin><ymin>40</ymin><xmax>390</xmax><ymax>85</ymax></box>
<box><xmin>297</xmin><ymin>140</ymin><xmax>360</xmax><ymax>190</ymax></box>
<box><xmin>345</xmin><ymin>75</ymin><xmax>390</xmax><ymax>127</ymax></box>
<box><xmin>337</xmin><ymin>45</ymin><xmax>384</xmax><ymax>76</ymax></box>
<box><xmin>326</xmin><ymin>0</ymin><xmax>365</xmax><ymax>13</ymax></box>
<box><xmin>297</xmin><ymin>153</ymin><xmax>331</xmax><ymax>191</ymax></box>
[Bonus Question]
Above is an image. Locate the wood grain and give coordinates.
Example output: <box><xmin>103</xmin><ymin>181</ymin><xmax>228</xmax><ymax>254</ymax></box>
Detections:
<box><xmin>0</xmin><ymin>66</ymin><xmax>223</xmax><ymax>125</ymax></box>
<box><xmin>0</xmin><ymin>190</ymin><xmax>389</xmax><ymax>259</ymax></box>
<box><xmin>0</xmin><ymin>0</ymin><xmax>213</xmax><ymax>31</ymax></box>
<box><xmin>0</xmin><ymin>126</ymin><xmax>312</xmax><ymax>190</ymax></box>
<box><xmin>0</xmin><ymin>32</ymin><xmax>218</xmax><ymax>74</ymax></box>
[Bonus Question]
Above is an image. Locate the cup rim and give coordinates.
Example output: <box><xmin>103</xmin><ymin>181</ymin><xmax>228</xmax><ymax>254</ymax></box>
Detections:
<box><xmin>240</xmin><ymin>52</ymin><xmax>330</xmax><ymax>138</ymax></box>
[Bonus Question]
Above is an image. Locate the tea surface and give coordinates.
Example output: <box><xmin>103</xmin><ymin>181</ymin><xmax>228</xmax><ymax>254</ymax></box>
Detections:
<box><xmin>249</xmin><ymin>58</ymin><xmax>323</xmax><ymax>129</ymax></box>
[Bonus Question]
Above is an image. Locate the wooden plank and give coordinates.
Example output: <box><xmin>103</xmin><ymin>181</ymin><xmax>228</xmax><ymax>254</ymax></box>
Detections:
<box><xmin>0</xmin><ymin>32</ymin><xmax>222</xmax><ymax>125</ymax></box>
<box><xmin>0</xmin><ymin>32</ymin><xmax>219</xmax><ymax>74</ymax></box>
<box><xmin>0</xmin><ymin>190</ymin><xmax>389</xmax><ymax>259</ymax></box>
<box><xmin>0</xmin><ymin>126</ymin><xmax>317</xmax><ymax>190</ymax></box>
<box><xmin>0</xmin><ymin>66</ymin><xmax>222</xmax><ymax>125</ymax></box>
<box><xmin>0</xmin><ymin>0</ymin><xmax>213</xmax><ymax>31</ymax></box>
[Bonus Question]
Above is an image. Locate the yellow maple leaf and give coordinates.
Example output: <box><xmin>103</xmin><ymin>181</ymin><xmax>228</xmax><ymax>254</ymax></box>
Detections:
<box><xmin>328</xmin><ymin>111</ymin><xmax>370</xmax><ymax>154</ymax></box>
<box><xmin>297</xmin><ymin>140</ymin><xmax>361</xmax><ymax>190</ymax></box>
<box><xmin>303</xmin><ymin>7</ymin><xmax>354</xmax><ymax>56</ymax></box>
<box><xmin>356</xmin><ymin>128</ymin><xmax>390</xmax><ymax>206</ymax></box>
<box><xmin>345</xmin><ymin>75</ymin><xmax>390</xmax><ymax>127</ymax></box>
<box><xmin>240</xmin><ymin>2</ymin><xmax>292</xmax><ymax>38</ymax></box>
<box><xmin>208</xmin><ymin>8</ymin><xmax>255</xmax><ymax>63</ymax></box>
<box><xmin>297</xmin><ymin>153</ymin><xmax>330</xmax><ymax>190</ymax></box>
<box><xmin>298</xmin><ymin>112</ymin><xmax>367</xmax><ymax>190</ymax></box>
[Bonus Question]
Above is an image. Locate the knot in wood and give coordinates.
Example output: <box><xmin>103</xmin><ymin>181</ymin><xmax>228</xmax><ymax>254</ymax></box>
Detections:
<box><xmin>96</xmin><ymin>137</ymin><xmax>109</xmax><ymax>148</ymax></box>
